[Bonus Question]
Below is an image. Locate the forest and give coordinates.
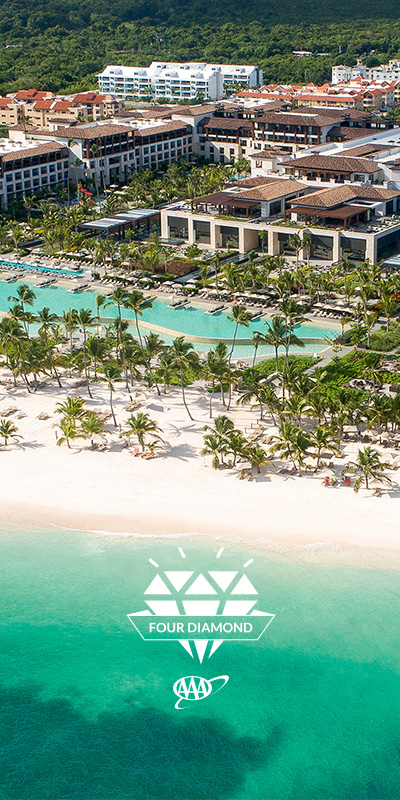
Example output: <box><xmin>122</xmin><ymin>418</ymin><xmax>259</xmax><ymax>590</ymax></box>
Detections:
<box><xmin>1</xmin><ymin>0</ymin><xmax>400</xmax><ymax>93</ymax></box>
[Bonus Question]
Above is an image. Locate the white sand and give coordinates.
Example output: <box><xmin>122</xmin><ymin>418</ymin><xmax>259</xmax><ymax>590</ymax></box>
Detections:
<box><xmin>0</xmin><ymin>375</ymin><xmax>399</xmax><ymax>563</ymax></box>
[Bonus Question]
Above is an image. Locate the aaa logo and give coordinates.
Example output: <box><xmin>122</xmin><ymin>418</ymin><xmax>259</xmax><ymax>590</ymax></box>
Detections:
<box><xmin>173</xmin><ymin>675</ymin><xmax>229</xmax><ymax>710</ymax></box>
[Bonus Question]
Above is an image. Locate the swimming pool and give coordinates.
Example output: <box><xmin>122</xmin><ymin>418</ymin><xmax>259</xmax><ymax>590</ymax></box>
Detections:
<box><xmin>0</xmin><ymin>259</ymin><xmax>83</xmax><ymax>277</ymax></box>
<box><xmin>0</xmin><ymin>277</ymin><xmax>339</xmax><ymax>355</ymax></box>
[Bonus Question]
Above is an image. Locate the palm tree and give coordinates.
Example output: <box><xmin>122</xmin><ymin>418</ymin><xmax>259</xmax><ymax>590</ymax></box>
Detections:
<box><xmin>95</xmin><ymin>293</ymin><xmax>108</xmax><ymax>333</ymax></box>
<box><xmin>302</xmin><ymin>230</ymin><xmax>313</xmax><ymax>267</ymax></box>
<box><xmin>269</xmin><ymin>421</ymin><xmax>312</xmax><ymax>476</ymax></box>
<box><xmin>0</xmin><ymin>419</ymin><xmax>21</xmax><ymax>446</ymax></box>
<box><xmin>170</xmin><ymin>337</ymin><xmax>199</xmax><ymax>420</ymax></box>
<box><xmin>142</xmin><ymin>331</ymin><xmax>163</xmax><ymax>395</ymax></box>
<box><xmin>105</xmin><ymin>288</ymin><xmax>129</xmax><ymax>354</ymax></box>
<box><xmin>56</xmin><ymin>417</ymin><xmax>84</xmax><ymax>449</ymax></box>
<box><xmin>288</xmin><ymin>232</ymin><xmax>302</xmax><ymax>268</ymax></box>
<box><xmin>158</xmin><ymin>347</ymin><xmax>175</xmax><ymax>394</ymax></box>
<box><xmin>282</xmin><ymin>394</ymin><xmax>310</xmax><ymax>427</ymax></box>
<box><xmin>8</xmin><ymin>284</ymin><xmax>36</xmax><ymax>335</ymax></box>
<box><xmin>211</xmin><ymin>252</ymin><xmax>221</xmax><ymax>295</ymax></box>
<box><xmin>87</xmin><ymin>336</ymin><xmax>107</xmax><ymax>380</ymax></box>
<box><xmin>123</xmin><ymin>290</ymin><xmax>153</xmax><ymax>349</ymax></box>
<box><xmin>227</xmin><ymin>305</ymin><xmax>252</xmax><ymax>409</ymax></box>
<box><xmin>237</xmin><ymin>373</ymin><xmax>272</xmax><ymax>421</ymax></box>
<box><xmin>102</xmin><ymin>363</ymin><xmax>121</xmax><ymax>426</ymax></box>
<box><xmin>310</xmin><ymin>425</ymin><xmax>340</xmax><ymax>470</ymax></box>
<box><xmin>362</xmin><ymin>311</ymin><xmax>377</xmax><ymax>349</ymax></box>
<box><xmin>245</xmin><ymin>443</ymin><xmax>270</xmax><ymax>474</ymax></box>
<box><xmin>76</xmin><ymin>309</ymin><xmax>95</xmax><ymax>397</ymax></box>
<box><xmin>226</xmin><ymin>429</ymin><xmax>248</xmax><ymax>466</ymax></box>
<box><xmin>23</xmin><ymin>194</ymin><xmax>36</xmax><ymax>222</ymax></box>
<box><xmin>277</xmin><ymin>298</ymin><xmax>306</xmax><ymax>372</ymax></box>
<box><xmin>62</xmin><ymin>309</ymin><xmax>79</xmax><ymax>364</ymax></box>
<box><xmin>37</xmin><ymin>307</ymin><xmax>62</xmax><ymax>387</ymax></box>
<box><xmin>55</xmin><ymin>396</ymin><xmax>86</xmax><ymax>424</ymax></box>
<box><xmin>251</xmin><ymin>331</ymin><xmax>265</xmax><ymax>370</ymax></box>
<box><xmin>381</xmin><ymin>291</ymin><xmax>398</xmax><ymax>332</ymax></box>
<box><xmin>343</xmin><ymin>446</ymin><xmax>392</xmax><ymax>492</ymax></box>
<box><xmin>81</xmin><ymin>412</ymin><xmax>108</xmax><ymax>449</ymax></box>
<box><xmin>204</xmin><ymin>350</ymin><xmax>222</xmax><ymax>418</ymax></box>
<box><xmin>201</xmin><ymin>432</ymin><xmax>224</xmax><ymax>469</ymax></box>
<box><xmin>203</xmin><ymin>415</ymin><xmax>235</xmax><ymax>466</ymax></box>
<box><xmin>122</xmin><ymin>412</ymin><xmax>164</xmax><ymax>452</ymax></box>
<box><xmin>263</xmin><ymin>316</ymin><xmax>286</xmax><ymax>373</ymax></box>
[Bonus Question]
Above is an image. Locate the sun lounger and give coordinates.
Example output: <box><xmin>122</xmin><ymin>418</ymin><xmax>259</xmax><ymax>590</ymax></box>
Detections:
<box><xmin>1</xmin><ymin>406</ymin><xmax>18</xmax><ymax>417</ymax></box>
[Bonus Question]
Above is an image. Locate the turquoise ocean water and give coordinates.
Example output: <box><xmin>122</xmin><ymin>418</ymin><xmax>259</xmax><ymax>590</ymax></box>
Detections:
<box><xmin>1</xmin><ymin>527</ymin><xmax>400</xmax><ymax>800</ymax></box>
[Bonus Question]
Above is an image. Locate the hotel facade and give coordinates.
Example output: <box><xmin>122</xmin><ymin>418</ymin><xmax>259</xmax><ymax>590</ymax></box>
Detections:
<box><xmin>97</xmin><ymin>63</ymin><xmax>262</xmax><ymax>101</ymax></box>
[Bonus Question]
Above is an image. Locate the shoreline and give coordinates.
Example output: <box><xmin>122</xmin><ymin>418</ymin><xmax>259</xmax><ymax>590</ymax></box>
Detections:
<box><xmin>0</xmin><ymin>370</ymin><xmax>399</xmax><ymax>571</ymax></box>
<box><xmin>2</xmin><ymin>485</ymin><xmax>400</xmax><ymax>570</ymax></box>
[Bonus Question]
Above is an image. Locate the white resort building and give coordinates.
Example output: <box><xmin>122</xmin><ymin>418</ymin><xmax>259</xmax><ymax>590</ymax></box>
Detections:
<box><xmin>97</xmin><ymin>62</ymin><xmax>263</xmax><ymax>101</ymax></box>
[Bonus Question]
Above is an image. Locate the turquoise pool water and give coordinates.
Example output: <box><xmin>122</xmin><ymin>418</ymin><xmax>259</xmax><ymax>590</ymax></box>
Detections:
<box><xmin>0</xmin><ymin>259</ymin><xmax>83</xmax><ymax>277</ymax></box>
<box><xmin>0</xmin><ymin>277</ymin><xmax>339</xmax><ymax>355</ymax></box>
<box><xmin>1</xmin><ymin>528</ymin><xmax>400</xmax><ymax>800</ymax></box>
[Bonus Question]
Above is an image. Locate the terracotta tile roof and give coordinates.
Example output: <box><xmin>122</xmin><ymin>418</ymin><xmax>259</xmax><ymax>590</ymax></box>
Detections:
<box><xmin>139</xmin><ymin>108</ymin><xmax>174</xmax><ymax>120</ymax></box>
<box><xmin>175</xmin><ymin>104</ymin><xmax>217</xmax><ymax>116</ymax></box>
<box><xmin>33</xmin><ymin>100</ymin><xmax>54</xmax><ymax>110</ymax></box>
<box><xmin>1</xmin><ymin>141</ymin><xmax>68</xmax><ymax>162</ymax></box>
<box><xmin>283</xmin><ymin>154</ymin><xmax>381</xmax><ymax>173</ymax></box>
<box><xmin>205</xmin><ymin>117</ymin><xmax>253</xmax><ymax>130</ymax></box>
<box><xmin>73</xmin><ymin>93</ymin><xmax>114</xmax><ymax>105</ymax></box>
<box><xmin>234</xmin><ymin>176</ymin><xmax>275</xmax><ymax>187</ymax></box>
<box><xmin>292</xmin><ymin>184</ymin><xmax>400</xmax><ymax>209</ymax></box>
<box><xmin>256</xmin><ymin>110</ymin><xmax>342</xmax><ymax>127</ymax></box>
<box><xmin>51</xmin><ymin>101</ymin><xmax>74</xmax><ymax>111</ymax></box>
<box><xmin>135</xmin><ymin>120</ymin><xmax>191</xmax><ymax>136</ymax></box>
<box><xmin>249</xmin><ymin>148</ymin><xmax>290</xmax><ymax>159</ymax></box>
<box><xmin>236</xmin><ymin>178</ymin><xmax>307</xmax><ymax>202</ymax></box>
<box><xmin>295</xmin><ymin>106</ymin><xmax>372</xmax><ymax>121</ymax></box>
<box><xmin>14</xmin><ymin>90</ymin><xmax>52</xmax><ymax>101</ymax></box>
<box><xmin>73</xmin><ymin>92</ymin><xmax>97</xmax><ymax>102</ymax></box>
<box><xmin>344</xmin><ymin>143</ymin><xmax>390</xmax><ymax>157</ymax></box>
<box><xmin>335</xmin><ymin>126</ymin><xmax>380</xmax><ymax>141</ymax></box>
<box><xmin>0</xmin><ymin>97</ymin><xmax>13</xmax><ymax>108</ymax></box>
<box><xmin>37</xmin><ymin>123</ymin><xmax>135</xmax><ymax>139</ymax></box>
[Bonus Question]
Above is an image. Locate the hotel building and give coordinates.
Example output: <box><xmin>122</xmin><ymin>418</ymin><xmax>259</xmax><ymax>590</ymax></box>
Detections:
<box><xmin>97</xmin><ymin>62</ymin><xmax>262</xmax><ymax>101</ymax></box>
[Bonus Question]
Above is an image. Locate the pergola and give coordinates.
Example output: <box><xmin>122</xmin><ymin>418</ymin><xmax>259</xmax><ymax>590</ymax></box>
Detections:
<box><xmin>80</xmin><ymin>208</ymin><xmax>160</xmax><ymax>239</ymax></box>
<box><xmin>191</xmin><ymin>192</ymin><xmax>259</xmax><ymax>218</ymax></box>
<box><xmin>286</xmin><ymin>203</ymin><xmax>370</xmax><ymax>230</ymax></box>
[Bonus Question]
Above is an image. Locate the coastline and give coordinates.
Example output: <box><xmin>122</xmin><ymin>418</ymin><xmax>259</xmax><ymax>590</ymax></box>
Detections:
<box><xmin>2</xmin><ymin>497</ymin><xmax>400</xmax><ymax>570</ymax></box>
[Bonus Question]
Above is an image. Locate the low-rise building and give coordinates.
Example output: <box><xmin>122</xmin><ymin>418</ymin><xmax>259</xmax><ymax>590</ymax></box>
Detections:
<box><xmin>160</xmin><ymin>179</ymin><xmax>400</xmax><ymax>264</ymax></box>
<box><xmin>0</xmin><ymin>98</ymin><xmax>24</xmax><ymax>127</ymax></box>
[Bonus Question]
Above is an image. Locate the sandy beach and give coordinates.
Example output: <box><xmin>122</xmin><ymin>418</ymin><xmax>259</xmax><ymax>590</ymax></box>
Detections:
<box><xmin>0</xmin><ymin>372</ymin><xmax>399</xmax><ymax>566</ymax></box>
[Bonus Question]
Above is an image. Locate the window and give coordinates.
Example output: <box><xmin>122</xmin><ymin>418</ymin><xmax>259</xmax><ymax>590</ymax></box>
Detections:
<box><xmin>194</xmin><ymin>220</ymin><xmax>210</xmax><ymax>244</ymax></box>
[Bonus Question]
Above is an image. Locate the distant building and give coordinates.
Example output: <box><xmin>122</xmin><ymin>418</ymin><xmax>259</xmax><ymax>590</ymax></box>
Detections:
<box><xmin>332</xmin><ymin>60</ymin><xmax>400</xmax><ymax>85</ymax></box>
<box><xmin>97</xmin><ymin>62</ymin><xmax>262</xmax><ymax>101</ymax></box>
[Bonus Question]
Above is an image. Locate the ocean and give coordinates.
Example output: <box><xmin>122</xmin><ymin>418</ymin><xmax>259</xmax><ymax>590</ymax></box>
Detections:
<box><xmin>1</xmin><ymin>526</ymin><xmax>400</xmax><ymax>800</ymax></box>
